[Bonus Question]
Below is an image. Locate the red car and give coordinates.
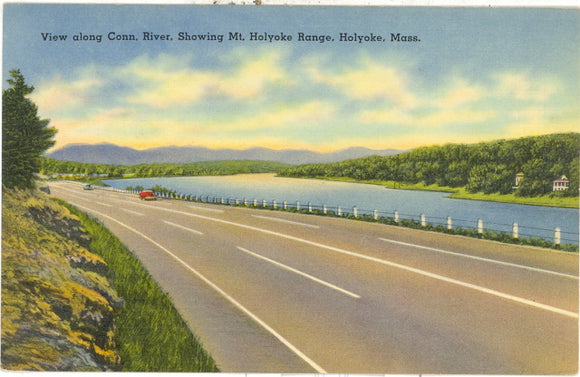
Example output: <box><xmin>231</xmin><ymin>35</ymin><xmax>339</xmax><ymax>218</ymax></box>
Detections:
<box><xmin>139</xmin><ymin>189</ymin><xmax>156</xmax><ymax>200</ymax></box>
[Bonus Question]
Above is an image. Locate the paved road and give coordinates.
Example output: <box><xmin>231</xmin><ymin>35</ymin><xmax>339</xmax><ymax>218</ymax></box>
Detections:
<box><xmin>49</xmin><ymin>181</ymin><xmax>578</xmax><ymax>374</ymax></box>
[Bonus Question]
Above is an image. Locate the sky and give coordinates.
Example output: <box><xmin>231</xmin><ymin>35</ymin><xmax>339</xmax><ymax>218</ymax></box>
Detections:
<box><xmin>2</xmin><ymin>4</ymin><xmax>579</xmax><ymax>152</ymax></box>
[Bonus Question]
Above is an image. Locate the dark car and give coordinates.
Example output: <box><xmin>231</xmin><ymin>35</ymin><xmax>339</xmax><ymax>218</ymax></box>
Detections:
<box><xmin>139</xmin><ymin>189</ymin><xmax>156</xmax><ymax>200</ymax></box>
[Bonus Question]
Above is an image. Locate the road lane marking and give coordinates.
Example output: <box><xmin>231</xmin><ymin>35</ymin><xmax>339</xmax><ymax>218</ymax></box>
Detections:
<box><xmin>121</xmin><ymin>208</ymin><xmax>145</xmax><ymax>216</ymax></box>
<box><xmin>237</xmin><ymin>246</ymin><xmax>359</xmax><ymax>299</ymax></box>
<box><xmin>64</xmin><ymin>201</ymin><xmax>326</xmax><ymax>373</ymax></box>
<box><xmin>251</xmin><ymin>215</ymin><xmax>320</xmax><ymax>229</ymax></box>
<box><xmin>187</xmin><ymin>205</ymin><xmax>224</xmax><ymax>213</ymax></box>
<box><xmin>95</xmin><ymin>201</ymin><xmax>112</xmax><ymax>207</ymax></box>
<box><xmin>54</xmin><ymin>185</ymin><xmax>579</xmax><ymax>319</ymax></box>
<box><xmin>379</xmin><ymin>237</ymin><xmax>579</xmax><ymax>280</ymax></box>
<box><xmin>124</xmin><ymin>202</ymin><xmax>578</xmax><ymax>319</ymax></box>
<box><xmin>163</xmin><ymin>220</ymin><xmax>204</xmax><ymax>236</ymax></box>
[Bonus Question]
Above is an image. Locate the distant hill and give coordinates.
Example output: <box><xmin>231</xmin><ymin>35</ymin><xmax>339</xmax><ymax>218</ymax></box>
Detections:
<box><xmin>45</xmin><ymin>143</ymin><xmax>405</xmax><ymax>165</ymax></box>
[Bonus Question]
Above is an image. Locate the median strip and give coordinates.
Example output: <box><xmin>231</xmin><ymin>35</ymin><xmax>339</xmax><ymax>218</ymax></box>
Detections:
<box><xmin>237</xmin><ymin>246</ymin><xmax>359</xmax><ymax>299</ymax></box>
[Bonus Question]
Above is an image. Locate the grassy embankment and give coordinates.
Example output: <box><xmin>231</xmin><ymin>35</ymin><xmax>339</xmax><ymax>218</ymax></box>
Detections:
<box><xmin>2</xmin><ymin>188</ymin><xmax>218</xmax><ymax>372</ymax></box>
<box><xmin>303</xmin><ymin>176</ymin><xmax>579</xmax><ymax>209</ymax></box>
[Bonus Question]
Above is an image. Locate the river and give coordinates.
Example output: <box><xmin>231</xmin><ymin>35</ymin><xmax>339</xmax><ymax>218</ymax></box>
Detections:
<box><xmin>103</xmin><ymin>174</ymin><xmax>579</xmax><ymax>245</ymax></box>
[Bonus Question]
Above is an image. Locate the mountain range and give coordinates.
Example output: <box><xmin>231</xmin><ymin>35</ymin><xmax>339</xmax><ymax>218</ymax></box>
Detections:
<box><xmin>45</xmin><ymin>143</ymin><xmax>405</xmax><ymax>165</ymax></box>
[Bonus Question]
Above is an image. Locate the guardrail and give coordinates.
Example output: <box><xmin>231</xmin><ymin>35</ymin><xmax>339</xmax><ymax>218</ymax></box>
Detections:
<box><xmin>86</xmin><ymin>183</ymin><xmax>579</xmax><ymax>250</ymax></box>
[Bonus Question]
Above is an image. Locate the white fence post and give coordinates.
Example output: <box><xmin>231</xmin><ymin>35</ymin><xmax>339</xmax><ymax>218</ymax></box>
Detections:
<box><xmin>131</xmin><ymin>189</ymin><xmax>570</xmax><ymax>247</ymax></box>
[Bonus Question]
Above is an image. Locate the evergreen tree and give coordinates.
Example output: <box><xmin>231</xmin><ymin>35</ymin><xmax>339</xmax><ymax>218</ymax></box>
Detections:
<box><xmin>2</xmin><ymin>70</ymin><xmax>56</xmax><ymax>189</ymax></box>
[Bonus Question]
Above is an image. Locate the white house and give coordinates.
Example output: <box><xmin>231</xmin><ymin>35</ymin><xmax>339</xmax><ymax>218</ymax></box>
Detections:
<box><xmin>552</xmin><ymin>175</ymin><xmax>570</xmax><ymax>191</ymax></box>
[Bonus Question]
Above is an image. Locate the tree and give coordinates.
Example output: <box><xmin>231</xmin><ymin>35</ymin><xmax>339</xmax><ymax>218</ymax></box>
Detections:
<box><xmin>3</xmin><ymin>70</ymin><xmax>57</xmax><ymax>189</ymax></box>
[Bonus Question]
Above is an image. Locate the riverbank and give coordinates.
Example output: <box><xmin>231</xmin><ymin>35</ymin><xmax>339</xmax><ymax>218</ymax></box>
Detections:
<box><xmin>87</xmin><ymin>182</ymin><xmax>577</xmax><ymax>252</ymax></box>
<box><xmin>62</xmin><ymin>172</ymin><xmax>578</xmax><ymax>209</ymax></box>
<box><xmin>298</xmin><ymin>176</ymin><xmax>579</xmax><ymax>209</ymax></box>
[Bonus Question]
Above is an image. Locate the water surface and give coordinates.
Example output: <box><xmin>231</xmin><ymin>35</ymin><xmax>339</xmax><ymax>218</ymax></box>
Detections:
<box><xmin>104</xmin><ymin>174</ymin><xmax>579</xmax><ymax>245</ymax></box>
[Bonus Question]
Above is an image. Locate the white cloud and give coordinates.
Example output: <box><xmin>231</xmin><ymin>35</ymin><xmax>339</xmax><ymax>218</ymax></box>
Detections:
<box><xmin>357</xmin><ymin>73</ymin><xmax>494</xmax><ymax>129</ymax></box>
<box><xmin>121</xmin><ymin>48</ymin><xmax>290</xmax><ymax>109</ymax></box>
<box><xmin>31</xmin><ymin>71</ymin><xmax>103</xmax><ymax>113</ymax></box>
<box><xmin>436</xmin><ymin>77</ymin><xmax>485</xmax><ymax>108</ymax></box>
<box><xmin>219</xmin><ymin>49</ymin><xmax>290</xmax><ymax>100</ymax></box>
<box><xmin>359</xmin><ymin>107</ymin><xmax>495</xmax><ymax>128</ymax></box>
<box><xmin>308</xmin><ymin>56</ymin><xmax>417</xmax><ymax>108</ymax></box>
<box><xmin>492</xmin><ymin>71</ymin><xmax>558</xmax><ymax>102</ymax></box>
<box><xmin>208</xmin><ymin>100</ymin><xmax>336</xmax><ymax>132</ymax></box>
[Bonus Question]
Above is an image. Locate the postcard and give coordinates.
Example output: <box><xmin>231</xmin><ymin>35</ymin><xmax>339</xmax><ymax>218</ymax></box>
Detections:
<box><xmin>2</xmin><ymin>3</ymin><xmax>578</xmax><ymax>374</ymax></box>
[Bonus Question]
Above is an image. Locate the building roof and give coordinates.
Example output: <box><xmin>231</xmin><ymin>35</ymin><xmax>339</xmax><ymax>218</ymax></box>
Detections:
<box><xmin>553</xmin><ymin>175</ymin><xmax>569</xmax><ymax>183</ymax></box>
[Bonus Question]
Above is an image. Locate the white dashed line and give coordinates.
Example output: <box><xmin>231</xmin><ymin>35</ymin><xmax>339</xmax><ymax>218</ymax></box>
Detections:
<box><xmin>163</xmin><ymin>220</ymin><xmax>204</xmax><ymax>235</ymax></box>
<box><xmin>237</xmin><ymin>246</ymin><xmax>360</xmax><ymax>299</ymax></box>
<box><xmin>252</xmin><ymin>214</ymin><xmax>320</xmax><ymax>229</ymax></box>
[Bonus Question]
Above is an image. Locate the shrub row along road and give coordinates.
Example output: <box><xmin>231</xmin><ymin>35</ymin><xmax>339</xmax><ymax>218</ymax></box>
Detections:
<box><xmin>49</xmin><ymin>181</ymin><xmax>578</xmax><ymax>374</ymax></box>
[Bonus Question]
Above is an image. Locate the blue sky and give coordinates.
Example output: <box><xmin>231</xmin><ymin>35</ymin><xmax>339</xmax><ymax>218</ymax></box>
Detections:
<box><xmin>3</xmin><ymin>4</ymin><xmax>579</xmax><ymax>151</ymax></box>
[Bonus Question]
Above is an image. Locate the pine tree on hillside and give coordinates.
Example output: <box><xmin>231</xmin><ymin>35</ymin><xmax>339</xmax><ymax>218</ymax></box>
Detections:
<box><xmin>2</xmin><ymin>70</ymin><xmax>57</xmax><ymax>189</ymax></box>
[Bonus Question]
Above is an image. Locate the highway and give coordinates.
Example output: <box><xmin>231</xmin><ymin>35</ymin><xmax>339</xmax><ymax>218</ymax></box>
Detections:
<box><xmin>49</xmin><ymin>181</ymin><xmax>579</xmax><ymax>374</ymax></box>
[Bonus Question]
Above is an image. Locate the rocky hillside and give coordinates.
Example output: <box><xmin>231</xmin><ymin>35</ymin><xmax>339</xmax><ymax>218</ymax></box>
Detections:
<box><xmin>2</xmin><ymin>188</ymin><xmax>122</xmax><ymax>371</ymax></box>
